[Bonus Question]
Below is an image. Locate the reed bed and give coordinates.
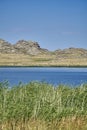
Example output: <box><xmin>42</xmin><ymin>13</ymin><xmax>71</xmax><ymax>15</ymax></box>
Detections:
<box><xmin>0</xmin><ymin>81</ymin><xmax>87</xmax><ymax>130</ymax></box>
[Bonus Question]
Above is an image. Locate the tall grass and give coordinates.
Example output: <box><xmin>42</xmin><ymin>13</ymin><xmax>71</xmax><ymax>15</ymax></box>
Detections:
<box><xmin>0</xmin><ymin>81</ymin><xmax>87</xmax><ymax>130</ymax></box>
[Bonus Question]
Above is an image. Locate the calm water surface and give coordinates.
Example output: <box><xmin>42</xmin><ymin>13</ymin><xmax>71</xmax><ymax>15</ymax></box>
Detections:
<box><xmin>0</xmin><ymin>67</ymin><xmax>87</xmax><ymax>86</ymax></box>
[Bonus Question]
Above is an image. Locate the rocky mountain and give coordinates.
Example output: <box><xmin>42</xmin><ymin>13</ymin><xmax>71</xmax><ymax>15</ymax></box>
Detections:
<box><xmin>0</xmin><ymin>39</ymin><xmax>87</xmax><ymax>58</ymax></box>
<box><xmin>0</xmin><ymin>39</ymin><xmax>87</xmax><ymax>66</ymax></box>
<box><xmin>54</xmin><ymin>47</ymin><xmax>87</xmax><ymax>58</ymax></box>
<box><xmin>0</xmin><ymin>39</ymin><xmax>48</xmax><ymax>55</ymax></box>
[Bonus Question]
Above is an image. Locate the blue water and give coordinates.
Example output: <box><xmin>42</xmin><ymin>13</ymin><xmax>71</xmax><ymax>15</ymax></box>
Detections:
<box><xmin>0</xmin><ymin>67</ymin><xmax>87</xmax><ymax>86</ymax></box>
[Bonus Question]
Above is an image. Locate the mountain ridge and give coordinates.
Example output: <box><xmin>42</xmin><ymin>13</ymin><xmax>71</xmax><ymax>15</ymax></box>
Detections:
<box><xmin>0</xmin><ymin>38</ymin><xmax>87</xmax><ymax>55</ymax></box>
<box><xmin>0</xmin><ymin>39</ymin><xmax>49</xmax><ymax>55</ymax></box>
<box><xmin>0</xmin><ymin>39</ymin><xmax>87</xmax><ymax>66</ymax></box>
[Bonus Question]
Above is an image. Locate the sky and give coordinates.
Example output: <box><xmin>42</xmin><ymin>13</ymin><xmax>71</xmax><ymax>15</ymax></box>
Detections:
<box><xmin>0</xmin><ymin>0</ymin><xmax>87</xmax><ymax>51</ymax></box>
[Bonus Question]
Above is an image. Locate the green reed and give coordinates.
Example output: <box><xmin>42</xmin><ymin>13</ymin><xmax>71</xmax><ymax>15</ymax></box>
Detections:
<box><xmin>0</xmin><ymin>81</ymin><xmax>87</xmax><ymax>129</ymax></box>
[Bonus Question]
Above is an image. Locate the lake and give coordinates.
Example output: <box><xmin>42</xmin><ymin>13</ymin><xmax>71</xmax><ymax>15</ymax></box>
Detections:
<box><xmin>0</xmin><ymin>67</ymin><xmax>87</xmax><ymax>87</ymax></box>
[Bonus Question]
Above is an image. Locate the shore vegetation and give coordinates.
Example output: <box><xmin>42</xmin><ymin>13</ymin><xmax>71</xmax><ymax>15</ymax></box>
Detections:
<box><xmin>0</xmin><ymin>81</ymin><xmax>87</xmax><ymax>130</ymax></box>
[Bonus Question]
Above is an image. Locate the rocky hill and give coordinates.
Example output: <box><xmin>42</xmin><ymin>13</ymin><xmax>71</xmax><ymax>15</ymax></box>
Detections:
<box><xmin>0</xmin><ymin>39</ymin><xmax>87</xmax><ymax>56</ymax></box>
<box><xmin>0</xmin><ymin>39</ymin><xmax>48</xmax><ymax>55</ymax></box>
<box><xmin>0</xmin><ymin>39</ymin><xmax>87</xmax><ymax>66</ymax></box>
<box><xmin>54</xmin><ymin>47</ymin><xmax>87</xmax><ymax>58</ymax></box>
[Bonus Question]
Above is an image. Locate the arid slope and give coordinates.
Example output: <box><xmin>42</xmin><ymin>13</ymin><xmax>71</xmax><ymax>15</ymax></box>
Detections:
<box><xmin>0</xmin><ymin>39</ymin><xmax>87</xmax><ymax>66</ymax></box>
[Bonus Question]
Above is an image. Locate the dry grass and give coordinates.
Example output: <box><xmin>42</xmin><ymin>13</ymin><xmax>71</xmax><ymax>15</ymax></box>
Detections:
<box><xmin>0</xmin><ymin>53</ymin><xmax>87</xmax><ymax>66</ymax></box>
<box><xmin>1</xmin><ymin>117</ymin><xmax>87</xmax><ymax>130</ymax></box>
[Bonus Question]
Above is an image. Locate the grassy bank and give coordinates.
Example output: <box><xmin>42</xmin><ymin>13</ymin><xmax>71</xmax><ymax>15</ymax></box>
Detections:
<box><xmin>0</xmin><ymin>53</ymin><xmax>87</xmax><ymax>67</ymax></box>
<box><xmin>0</xmin><ymin>81</ymin><xmax>87</xmax><ymax>130</ymax></box>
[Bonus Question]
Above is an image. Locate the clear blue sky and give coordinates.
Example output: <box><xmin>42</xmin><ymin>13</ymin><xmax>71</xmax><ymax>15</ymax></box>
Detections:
<box><xmin>0</xmin><ymin>0</ymin><xmax>87</xmax><ymax>50</ymax></box>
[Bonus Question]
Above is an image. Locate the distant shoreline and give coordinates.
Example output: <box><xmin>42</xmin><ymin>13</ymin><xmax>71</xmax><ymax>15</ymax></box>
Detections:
<box><xmin>0</xmin><ymin>65</ymin><xmax>87</xmax><ymax>68</ymax></box>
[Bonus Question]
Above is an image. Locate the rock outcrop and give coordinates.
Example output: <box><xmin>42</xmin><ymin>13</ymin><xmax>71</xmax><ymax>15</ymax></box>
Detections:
<box><xmin>0</xmin><ymin>39</ymin><xmax>12</xmax><ymax>53</ymax></box>
<box><xmin>0</xmin><ymin>39</ymin><xmax>48</xmax><ymax>55</ymax></box>
<box><xmin>55</xmin><ymin>47</ymin><xmax>87</xmax><ymax>58</ymax></box>
<box><xmin>0</xmin><ymin>39</ymin><xmax>87</xmax><ymax>57</ymax></box>
<box><xmin>14</xmin><ymin>40</ymin><xmax>41</xmax><ymax>55</ymax></box>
